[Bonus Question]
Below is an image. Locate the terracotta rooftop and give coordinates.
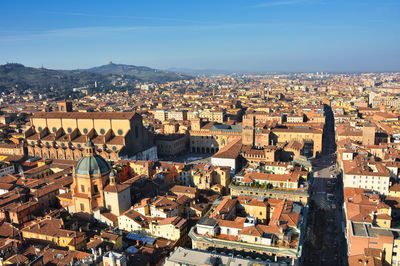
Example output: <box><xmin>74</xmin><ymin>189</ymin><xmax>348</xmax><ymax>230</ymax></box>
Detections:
<box><xmin>32</xmin><ymin>111</ymin><xmax>136</xmax><ymax>120</ymax></box>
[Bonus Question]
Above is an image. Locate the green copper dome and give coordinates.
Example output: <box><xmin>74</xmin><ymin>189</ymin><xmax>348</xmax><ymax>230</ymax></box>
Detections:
<box><xmin>75</xmin><ymin>155</ymin><xmax>111</xmax><ymax>176</ymax></box>
<box><xmin>75</xmin><ymin>138</ymin><xmax>111</xmax><ymax>176</ymax></box>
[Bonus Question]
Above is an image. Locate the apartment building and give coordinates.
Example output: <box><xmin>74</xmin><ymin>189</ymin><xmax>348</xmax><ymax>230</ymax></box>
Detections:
<box><xmin>343</xmin><ymin>158</ymin><xmax>391</xmax><ymax>195</ymax></box>
<box><xmin>190</xmin><ymin>196</ymin><xmax>303</xmax><ymax>261</ymax></box>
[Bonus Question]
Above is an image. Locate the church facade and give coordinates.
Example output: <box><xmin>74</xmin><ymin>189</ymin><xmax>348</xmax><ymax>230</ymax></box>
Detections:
<box><xmin>64</xmin><ymin>139</ymin><xmax>131</xmax><ymax>217</ymax></box>
<box><xmin>25</xmin><ymin>102</ymin><xmax>155</xmax><ymax>161</ymax></box>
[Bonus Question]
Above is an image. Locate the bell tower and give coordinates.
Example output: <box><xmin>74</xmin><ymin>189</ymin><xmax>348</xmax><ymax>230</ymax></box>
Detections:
<box><xmin>57</xmin><ymin>100</ymin><xmax>73</xmax><ymax>112</ymax></box>
<box><xmin>242</xmin><ymin>114</ymin><xmax>255</xmax><ymax>146</ymax></box>
<box><xmin>191</xmin><ymin>118</ymin><xmax>201</xmax><ymax>131</ymax></box>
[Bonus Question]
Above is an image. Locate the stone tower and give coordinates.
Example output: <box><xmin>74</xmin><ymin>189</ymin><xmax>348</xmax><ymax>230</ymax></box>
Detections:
<box><xmin>242</xmin><ymin>114</ymin><xmax>255</xmax><ymax>146</ymax></box>
<box><xmin>57</xmin><ymin>100</ymin><xmax>73</xmax><ymax>112</ymax></box>
<box><xmin>191</xmin><ymin>118</ymin><xmax>201</xmax><ymax>131</ymax></box>
<box><xmin>362</xmin><ymin>125</ymin><xmax>376</xmax><ymax>146</ymax></box>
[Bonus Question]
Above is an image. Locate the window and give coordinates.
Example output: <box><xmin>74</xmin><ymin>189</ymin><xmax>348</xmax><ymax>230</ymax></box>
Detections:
<box><xmin>38</xmin><ymin>126</ymin><xmax>42</xmax><ymax>132</ymax></box>
<box><xmin>83</xmin><ymin>128</ymin><xmax>88</xmax><ymax>134</ymax></box>
<box><xmin>52</xmin><ymin>127</ymin><xmax>57</xmax><ymax>133</ymax></box>
<box><xmin>67</xmin><ymin>127</ymin><xmax>72</xmax><ymax>133</ymax></box>
<box><xmin>81</xmin><ymin>185</ymin><xmax>85</xmax><ymax>193</ymax></box>
<box><xmin>118</xmin><ymin>129</ymin><xmax>124</xmax><ymax>136</ymax></box>
<box><xmin>77</xmin><ymin>144</ymin><xmax>81</xmax><ymax>148</ymax></box>
<box><xmin>112</xmin><ymin>146</ymin><xmax>117</xmax><ymax>151</ymax></box>
<box><xmin>100</xmin><ymin>128</ymin><xmax>106</xmax><ymax>134</ymax></box>
<box><xmin>94</xmin><ymin>184</ymin><xmax>99</xmax><ymax>193</ymax></box>
<box><xmin>80</xmin><ymin>203</ymin><xmax>84</xmax><ymax>211</ymax></box>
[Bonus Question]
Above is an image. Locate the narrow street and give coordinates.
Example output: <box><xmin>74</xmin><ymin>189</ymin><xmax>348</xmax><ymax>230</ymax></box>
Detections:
<box><xmin>301</xmin><ymin>104</ymin><xmax>347</xmax><ymax>266</ymax></box>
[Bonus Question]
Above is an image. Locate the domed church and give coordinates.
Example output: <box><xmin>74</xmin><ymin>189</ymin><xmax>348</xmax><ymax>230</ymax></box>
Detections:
<box><xmin>71</xmin><ymin>139</ymin><xmax>131</xmax><ymax>216</ymax></box>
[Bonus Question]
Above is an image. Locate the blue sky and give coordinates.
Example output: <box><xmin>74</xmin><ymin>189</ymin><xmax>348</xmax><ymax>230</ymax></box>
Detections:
<box><xmin>1</xmin><ymin>0</ymin><xmax>399</xmax><ymax>72</ymax></box>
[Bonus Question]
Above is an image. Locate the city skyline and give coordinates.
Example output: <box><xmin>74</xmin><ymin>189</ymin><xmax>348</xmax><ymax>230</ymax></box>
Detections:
<box><xmin>1</xmin><ymin>0</ymin><xmax>400</xmax><ymax>72</ymax></box>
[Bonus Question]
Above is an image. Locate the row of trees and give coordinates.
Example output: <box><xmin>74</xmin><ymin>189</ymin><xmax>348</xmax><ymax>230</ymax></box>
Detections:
<box><xmin>231</xmin><ymin>180</ymin><xmax>274</xmax><ymax>189</ymax></box>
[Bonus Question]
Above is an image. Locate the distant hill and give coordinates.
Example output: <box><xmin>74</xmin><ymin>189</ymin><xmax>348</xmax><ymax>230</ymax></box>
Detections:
<box><xmin>0</xmin><ymin>62</ymin><xmax>190</xmax><ymax>92</ymax></box>
<box><xmin>0</xmin><ymin>63</ymin><xmax>108</xmax><ymax>91</ymax></box>
<box><xmin>81</xmin><ymin>62</ymin><xmax>189</xmax><ymax>82</ymax></box>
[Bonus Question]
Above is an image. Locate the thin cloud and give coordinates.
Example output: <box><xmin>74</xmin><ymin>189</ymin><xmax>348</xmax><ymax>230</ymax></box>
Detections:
<box><xmin>252</xmin><ymin>0</ymin><xmax>310</xmax><ymax>7</ymax></box>
<box><xmin>42</xmin><ymin>11</ymin><xmax>218</xmax><ymax>25</ymax></box>
<box><xmin>0</xmin><ymin>23</ymin><xmax>257</xmax><ymax>42</ymax></box>
<box><xmin>0</xmin><ymin>21</ymin><xmax>315</xmax><ymax>42</ymax></box>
